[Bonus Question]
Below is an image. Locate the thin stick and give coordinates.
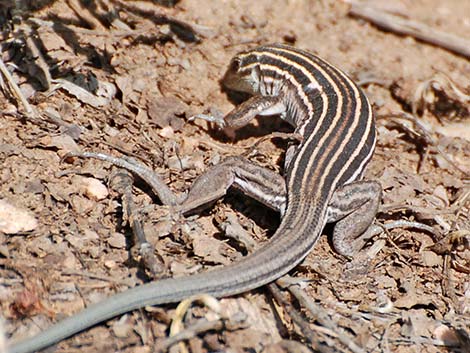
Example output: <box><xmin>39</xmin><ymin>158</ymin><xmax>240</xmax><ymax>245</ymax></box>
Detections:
<box><xmin>268</xmin><ymin>283</ymin><xmax>322</xmax><ymax>350</ymax></box>
<box><xmin>379</xmin><ymin>112</ymin><xmax>470</xmax><ymax>177</ymax></box>
<box><xmin>349</xmin><ymin>2</ymin><xmax>470</xmax><ymax>59</ymax></box>
<box><xmin>276</xmin><ymin>278</ymin><xmax>366</xmax><ymax>353</ymax></box>
<box><xmin>64</xmin><ymin>151</ymin><xmax>179</xmax><ymax>206</ymax></box>
<box><xmin>110</xmin><ymin>169</ymin><xmax>167</xmax><ymax>279</ymax></box>
<box><xmin>61</xmin><ymin>269</ymin><xmax>135</xmax><ymax>286</ymax></box>
<box><xmin>156</xmin><ymin>314</ymin><xmax>246</xmax><ymax>353</ymax></box>
<box><xmin>0</xmin><ymin>57</ymin><xmax>34</xmax><ymax>117</ymax></box>
<box><xmin>23</xmin><ymin>27</ymin><xmax>52</xmax><ymax>89</ymax></box>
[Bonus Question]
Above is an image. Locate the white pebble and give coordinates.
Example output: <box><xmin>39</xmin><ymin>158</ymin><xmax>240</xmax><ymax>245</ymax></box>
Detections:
<box><xmin>0</xmin><ymin>199</ymin><xmax>38</xmax><ymax>234</ymax></box>
<box><xmin>82</xmin><ymin>177</ymin><xmax>109</xmax><ymax>201</ymax></box>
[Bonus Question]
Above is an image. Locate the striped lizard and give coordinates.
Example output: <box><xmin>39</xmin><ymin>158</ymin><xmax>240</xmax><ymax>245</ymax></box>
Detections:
<box><xmin>9</xmin><ymin>43</ymin><xmax>381</xmax><ymax>353</ymax></box>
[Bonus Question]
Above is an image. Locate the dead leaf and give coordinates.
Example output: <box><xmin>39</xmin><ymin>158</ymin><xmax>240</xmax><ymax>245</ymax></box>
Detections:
<box><xmin>36</xmin><ymin>134</ymin><xmax>80</xmax><ymax>155</ymax></box>
<box><xmin>107</xmin><ymin>232</ymin><xmax>126</xmax><ymax>249</ymax></box>
<box><xmin>10</xmin><ymin>286</ymin><xmax>49</xmax><ymax>319</ymax></box>
<box><xmin>221</xmin><ymin>297</ymin><xmax>279</xmax><ymax>350</ymax></box>
<box><xmin>147</xmin><ymin>96</ymin><xmax>187</xmax><ymax>131</ymax></box>
<box><xmin>394</xmin><ymin>280</ymin><xmax>435</xmax><ymax>309</ymax></box>
<box><xmin>192</xmin><ymin>235</ymin><xmax>232</xmax><ymax>265</ymax></box>
<box><xmin>52</xmin><ymin>78</ymin><xmax>115</xmax><ymax>108</ymax></box>
<box><xmin>400</xmin><ymin>309</ymin><xmax>434</xmax><ymax>337</ymax></box>
<box><xmin>69</xmin><ymin>194</ymin><xmax>96</xmax><ymax>215</ymax></box>
<box><xmin>420</xmin><ymin>250</ymin><xmax>443</xmax><ymax>267</ymax></box>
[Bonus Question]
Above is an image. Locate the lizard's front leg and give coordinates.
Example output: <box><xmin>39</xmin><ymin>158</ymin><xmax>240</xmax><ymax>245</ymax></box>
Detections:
<box><xmin>326</xmin><ymin>180</ymin><xmax>382</xmax><ymax>257</ymax></box>
<box><xmin>193</xmin><ymin>93</ymin><xmax>287</xmax><ymax>129</ymax></box>
<box><xmin>178</xmin><ymin>156</ymin><xmax>286</xmax><ymax>215</ymax></box>
<box><xmin>68</xmin><ymin>91</ymin><xmax>291</xmax><ymax>217</ymax></box>
<box><xmin>180</xmin><ymin>93</ymin><xmax>291</xmax><ymax>214</ymax></box>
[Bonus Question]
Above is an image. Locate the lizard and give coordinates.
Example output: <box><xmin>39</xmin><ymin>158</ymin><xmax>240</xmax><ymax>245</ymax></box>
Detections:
<box><xmin>8</xmin><ymin>43</ymin><xmax>382</xmax><ymax>353</ymax></box>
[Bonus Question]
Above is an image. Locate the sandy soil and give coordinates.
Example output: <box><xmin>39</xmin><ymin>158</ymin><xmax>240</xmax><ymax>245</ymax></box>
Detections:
<box><xmin>1</xmin><ymin>1</ymin><xmax>469</xmax><ymax>352</ymax></box>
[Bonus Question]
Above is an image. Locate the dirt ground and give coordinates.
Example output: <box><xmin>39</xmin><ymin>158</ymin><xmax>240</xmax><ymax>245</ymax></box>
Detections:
<box><xmin>1</xmin><ymin>0</ymin><xmax>469</xmax><ymax>352</ymax></box>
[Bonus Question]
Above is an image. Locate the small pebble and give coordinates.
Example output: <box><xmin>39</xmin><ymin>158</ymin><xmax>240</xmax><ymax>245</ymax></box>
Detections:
<box><xmin>107</xmin><ymin>232</ymin><xmax>126</xmax><ymax>249</ymax></box>
<box><xmin>82</xmin><ymin>177</ymin><xmax>109</xmax><ymax>201</ymax></box>
<box><xmin>0</xmin><ymin>199</ymin><xmax>38</xmax><ymax>234</ymax></box>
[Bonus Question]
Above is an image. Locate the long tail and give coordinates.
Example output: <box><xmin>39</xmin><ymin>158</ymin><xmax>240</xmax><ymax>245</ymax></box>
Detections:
<box><xmin>8</xmin><ymin>204</ymin><xmax>323</xmax><ymax>353</ymax></box>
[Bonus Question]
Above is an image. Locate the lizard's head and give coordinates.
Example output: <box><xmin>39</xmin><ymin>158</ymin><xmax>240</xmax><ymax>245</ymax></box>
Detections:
<box><xmin>222</xmin><ymin>50</ymin><xmax>262</xmax><ymax>94</ymax></box>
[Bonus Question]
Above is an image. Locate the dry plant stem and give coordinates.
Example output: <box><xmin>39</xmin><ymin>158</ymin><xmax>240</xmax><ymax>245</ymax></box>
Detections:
<box><xmin>110</xmin><ymin>169</ymin><xmax>166</xmax><ymax>278</ymax></box>
<box><xmin>380</xmin><ymin>321</ymin><xmax>392</xmax><ymax>353</ymax></box>
<box><xmin>157</xmin><ymin>310</ymin><xmax>246</xmax><ymax>353</ymax></box>
<box><xmin>284</xmin><ymin>282</ymin><xmax>366</xmax><ymax>353</ymax></box>
<box><xmin>67</xmin><ymin>0</ymin><xmax>105</xmax><ymax>29</ymax></box>
<box><xmin>23</xmin><ymin>27</ymin><xmax>52</xmax><ymax>89</ymax></box>
<box><xmin>449</xmin><ymin>188</ymin><xmax>470</xmax><ymax>229</ymax></box>
<box><xmin>197</xmin><ymin>131</ymin><xmax>302</xmax><ymax>155</ymax></box>
<box><xmin>65</xmin><ymin>151</ymin><xmax>179</xmax><ymax>205</ymax></box>
<box><xmin>113</xmin><ymin>0</ymin><xmax>212</xmax><ymax>40</ymax></box>
<box><xmin>155</xmin><ymin>318</ymin><xmax>223</xmax><ymax>353</ymax></box>
<box><xmin>42</xmin><ymin>108</ymin><xmax>82</xmax><ymax>139</ymax></box>
<box><xmin>349</xmin><ymin>2</ymin><xmax>470</xmax><ymax>59</ymax></box>
<box><xmin>162</xmin><ymin>294</ymin><xmax>242</xmax><ymax>352</ymax></box>
<box><xmin>0</xmin><ymin>57</ymin><xmax>34</xmax><ymax>117</ymax></box>
<box><xmin>61</xmin><ymin>269</ymin><xmax>135</xmax><ymax>286</ymax></box>
<box><xmin>388</xmin><ymin>336</ymin><xmax>463</xmax><ymax>348</ymax></box>
<box><xmin>371</xmin><ymin>219</ymin><xmax>436</xmax><ymax>236</ymax></box>
<box><xmin>442</xmin><ymin>255</ymin><xmax>460</xmax><ymax>313</ymax></box>
<box><xmin>417</xmin><ymin>147</ymin><xmax>430</xmax><ymax>174</ymax></box>
<box><xmin>113</xmin><ymin>169</ymin><xmax>147</xmax><ymax>248</ymax></box>
<box><xmin>28</xmin><ymin>17</ymin><xmax>161</xmax><ymax>39</ymax></box>
<box><xmin>412</xmin><ymin>74</ymin><xmax>470</xmax><ymax>117</ymax></box>
<box><xmin>101</xmin><ymin>140</ymin><xmax>144</xmax><ymax>160</ymax></box>
<box><xmin>380</xmin><ymin>112</ymin><xmax>470</xmax><ymax>177</ymax></box>
<box><xmin>268</xmin><ymin>283</ymin><xmax>320</xmax><ymax>349</ymax></box>
<box><xmin>380</xmin><ymin>203</ymin><xmax>454</xmax><ymax>216</ymax></box>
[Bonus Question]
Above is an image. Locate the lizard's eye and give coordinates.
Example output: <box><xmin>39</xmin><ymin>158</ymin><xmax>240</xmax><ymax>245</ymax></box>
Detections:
<box><xmin>229</xmin><ymin>57</ymin><xmax>242</xmax><ymax>72</ymax></box>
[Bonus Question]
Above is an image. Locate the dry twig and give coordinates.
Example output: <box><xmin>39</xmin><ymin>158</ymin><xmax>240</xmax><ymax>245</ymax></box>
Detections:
<box><xmin>349</xmin><ymin>2</ymin><xmax>470</xmax><ymax>59</ymax></box>
<box><xmin>22</xmin><ymin>26</ymin><xmax>52</xmax><ymax>90</ymax></box>
<box><xmin>268</xmin><ymin>283</ymin><xmax>323</xmax><ymax>350</ymax></box>
<box><xmin>412</xmin><ymin>73</ymin><xmax>470</xmax><ymax>118</ymax></box>
<box><xmin>378</xmin><ymin>112</ymin><xmax>470</xmax><ymax>177</ymax></box>
<box><xmin>61</xmin><ymin>269</ymin><xmax>135</xmax><ymax>287</ymax></box>
<box><xmin>155</xmin><ymin>312</ymin><xmax>246</xmax><ymax>352</ymax></box>
<box><xmin>67</xmin><ymin>0</ymin><xmax>106</xmax><ymax>30</ymax></box>
<box><xmin>109</xmin><ymin>169</ymin><xmax>167</xmax><ymax>279</ymax></box>
<box><xmin>277</xmin><ymin>277</ymin><xmax>367</xmax><ymax>353</ymax></box>
<box><xmin>64</xmin><ymin>151</ymin><xmax>179</xmax><ymax>205</ymax></box>
<box><xmin>0</xmin><ymin>56</ymin><xmax>34</xmax><ymax>117</ymax></box>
